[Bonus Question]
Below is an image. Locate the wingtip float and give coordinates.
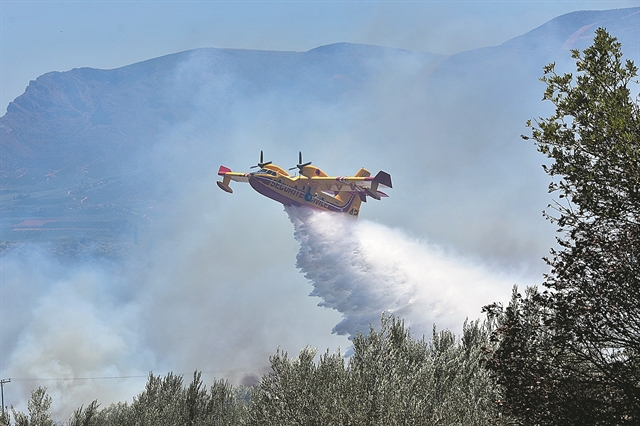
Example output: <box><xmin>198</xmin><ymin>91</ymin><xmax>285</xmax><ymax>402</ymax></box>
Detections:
<box><xmin>217</xmin><ymin>151</ymin><xmax>392</xmax><ymax>218</ymax></box>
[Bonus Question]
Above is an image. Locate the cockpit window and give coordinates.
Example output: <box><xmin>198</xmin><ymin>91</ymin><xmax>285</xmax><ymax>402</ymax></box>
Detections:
<box><xmin>257</xmin><ymin>169</ymin><xmax>278</xmax><ymax>176</ymax></box>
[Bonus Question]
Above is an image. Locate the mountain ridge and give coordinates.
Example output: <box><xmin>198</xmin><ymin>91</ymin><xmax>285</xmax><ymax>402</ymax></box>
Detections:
<box><xmin>0</xmin><ymin>7</ymin><xmax>638</xmax><ymax>246</ymax></box>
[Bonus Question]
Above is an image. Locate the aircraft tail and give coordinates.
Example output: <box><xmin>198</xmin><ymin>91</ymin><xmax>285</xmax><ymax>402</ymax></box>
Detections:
<box><xmin>333</xmin><ymin>168</ymin><xmax>370</xmax><ymax>217</ymax></box>
<box><xmin>354</xmin><ymin>167</ymin><xmax>371</xmax><ymax>178</ymax></box>
<box><xmin>364</xmin><ymin>170</ymin><xmax>392</xmax><ymax>200</ymax></box>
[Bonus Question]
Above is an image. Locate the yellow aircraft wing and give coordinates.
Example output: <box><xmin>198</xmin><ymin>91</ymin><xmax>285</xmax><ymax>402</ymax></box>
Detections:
<box><xmin>309</xmin><ymin>171</ymin><xmax>392</xmax><ymax>200</ymax></box>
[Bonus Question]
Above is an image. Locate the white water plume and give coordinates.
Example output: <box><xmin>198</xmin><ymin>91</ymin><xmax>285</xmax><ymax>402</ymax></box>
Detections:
<box><xmin>288</xmin><ymin>206</ymin><xmax>532</xmax><ymax>338</ymax></box>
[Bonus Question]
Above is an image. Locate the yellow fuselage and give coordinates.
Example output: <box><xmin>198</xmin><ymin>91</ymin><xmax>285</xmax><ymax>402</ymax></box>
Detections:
<box><xmin>248</xmin><ymin>165</ymin><xmax>362</xmax><ymax>217</ymax></box>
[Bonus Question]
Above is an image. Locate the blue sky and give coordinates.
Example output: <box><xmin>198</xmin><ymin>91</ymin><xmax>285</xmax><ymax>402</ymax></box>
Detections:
<box><xmin>1</xmin><ymin>0</ymin><xmax>638</xmax><ymax>111</ymax></box>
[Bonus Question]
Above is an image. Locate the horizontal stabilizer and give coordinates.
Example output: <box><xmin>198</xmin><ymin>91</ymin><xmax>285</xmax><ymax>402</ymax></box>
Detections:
<box><xmin>217</xmin><ymin>180</ymin><xmax>233</xmax><ymax>193</ymax></box>
<box><xmin>218</xmin><ymin>165</ymin><xmax>232</xmax><ymax>176</ymax></box>
<box><xmin>364</xmin><ymin>187</ymin><xmax>381</xmax><ymax>200</ymax></box>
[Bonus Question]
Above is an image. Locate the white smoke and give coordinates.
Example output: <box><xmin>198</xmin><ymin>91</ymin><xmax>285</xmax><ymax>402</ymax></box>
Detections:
<box><xmin>0</xmin><ymin>248</ymin><xmax>153</xmax><ymax>419</ymax></box>
<box><xmin>0</xmin><ymin>200</ymin><xmax>536</xmax><ymax>421</ymax></box>
<box><xmin>0</xmin><ymin>198</ymin><xmax>350</xmax><ymax>420</ymax></box>
<box><xmin>288</xmin><ymin>206</ymin><xmax>533</xmax><ymax>338</ymax></box>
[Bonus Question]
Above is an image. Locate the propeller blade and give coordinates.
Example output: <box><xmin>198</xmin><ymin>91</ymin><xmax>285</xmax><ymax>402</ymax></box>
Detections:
<box><xmin>291</xmin><ymin>151</ymin><xmax>312</xmax><ymax>172</ymax></box>
<box><xmin>252</xmin><ymin>150</ymin><xmax>272</xmax><ymax>169</ymax></box>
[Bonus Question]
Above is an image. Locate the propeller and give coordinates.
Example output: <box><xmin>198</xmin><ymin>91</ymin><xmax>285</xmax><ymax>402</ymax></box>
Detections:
<box><xmin>289</xmin><ymin>151</ymin><xmax>312</xmax><ymax>173</ymax></box>
<box><xmin>250</xmin><ymin>150</ymin><xmax>272</xmax><ymax>169</ymax></box>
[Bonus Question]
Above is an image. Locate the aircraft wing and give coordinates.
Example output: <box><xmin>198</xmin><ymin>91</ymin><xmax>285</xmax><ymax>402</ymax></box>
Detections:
<box><xmin>310</xmin><ymin>171</ymin><xmax>392</xmax><ymax>189</ymax></box>
<box><xmin>310</xmin><ymin>171</ymin><xmax>392</xmax><ymax>200</ymax></box>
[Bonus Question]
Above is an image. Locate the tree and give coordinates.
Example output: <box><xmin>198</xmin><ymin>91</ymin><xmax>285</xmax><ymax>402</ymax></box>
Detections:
<box><xmin>124</xmin><ymin>372</ymin><xmax>246</xmax><ymax>426</ymax></box>
<box><xmin>67</xmin><ymin>372</ymin><xmax>247</xmax><ymax>426</ymax></box>
<box><xmin>484</xmin><ymin>28</ymin><xmax>640</xmax><ymax>424</ymax></box>
<box><xmin>8</xmin><ymin>387</ymin><xmax>54</xmax><ymax>426</ymax></box>
<box><xmin>6</xmin><ymin>317</ymin><xmax>501</xmax><ymax>425</ymax></box>
<box><xmin>249</xmin><ymin>314</ymin><xmax>503</xmax><ymax>425</ymax></box>
<box><xmin>67</xmin><ymin>400</ymin><xmax>100</xmax><ymax>426</ymax></box>
<box><xmin>248</xmin><ymin>345</ymin><xmax>350</xmax><ymax>425</ymax></box>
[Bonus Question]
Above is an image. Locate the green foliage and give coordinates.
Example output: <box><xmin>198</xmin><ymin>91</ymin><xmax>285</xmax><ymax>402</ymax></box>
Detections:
<box><xmin>531</xmin><ymin>29</ymin><xmax>639</xmax><ymax>226</ymax></box>
<box><xmin>486</xmin><ymin>28</ymin><xmax>640</xmax><ymax>424</ymax></box>
<box><xmin>2</xmin><ymin>373</ymin><xmax>248</xmax><ymax>426</ymax></box>
<box><xmin>249</xmin><ymin>346</ymin><xmax>350</xmax><ymax>425</ymax></box>
<box><xmin>7</xmin><ymin>315</ymin><xmax>505</xmax><ymax>425</ymax></box>
<box><xmin>485</xmin><ymin>286</ymin><xmax>614</xmax><ymax>423</ymax></box>
<box><xmin>67</xmin><ymin>401</ymin><xmax>100</xmax><ymax>426</ymax></box>
<box><xmin>8</xmin><ymin>388</ymin><xmax>54</xmax><ymax>426</ymax></box>
<box><xmin>97</xmin><ymin>372</ymin><xmax>248</xmax><ymax>426</ymax></box>
<box><xmin>249</xmin><ymin>314</ymin><xmax>504</xmax><ymax>425</ymax></box>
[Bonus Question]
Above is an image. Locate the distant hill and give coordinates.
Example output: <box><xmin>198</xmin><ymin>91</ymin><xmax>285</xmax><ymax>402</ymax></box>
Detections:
<box><xmin>0</xmin><ymin>45</ymin><xmax>440</xmax><ymax>178</ymax></box>
<box><xmin>3</xmin><ymin>8</ymin><xmax>637</xmax><ymax>182</ymax></box>
<box><xmin>0</xmin><ymin>7</ymin><xmax>638</xmax><ymax>253</ymax></box>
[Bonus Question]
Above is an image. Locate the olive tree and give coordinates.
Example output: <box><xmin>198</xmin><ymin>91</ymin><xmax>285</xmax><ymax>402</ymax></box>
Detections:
<box><xmin>485</xmin><ymin>28</ymin><xmax>640</xmax><ymax>424</ymax></box>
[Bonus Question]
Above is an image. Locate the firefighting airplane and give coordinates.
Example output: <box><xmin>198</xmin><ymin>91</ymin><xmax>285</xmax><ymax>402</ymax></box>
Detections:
<box><xmin>217</xmin><ymin>152</ymin><xmax>392</xmax><ymax>217</ymax></box>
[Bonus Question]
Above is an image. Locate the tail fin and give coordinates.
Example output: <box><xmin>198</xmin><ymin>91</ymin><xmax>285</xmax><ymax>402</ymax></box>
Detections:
<box><xmin>364</xmin><ymin>170</ymin><xmax>392</xmax><ymax>200</ymax></box>
<box><xmin>373</xmin><ymin>171</ymin><xmax>392</xmax><ymax>188</ymax></box>
<box><xmin>334</xmin><ymin>168</ymin><xmax>370</xmax><ymax>217</ymax></box>
<box><xmin>335</xmin><ymin>168</ymin><xmax>391</xmax><ymax>216</ymax></box>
